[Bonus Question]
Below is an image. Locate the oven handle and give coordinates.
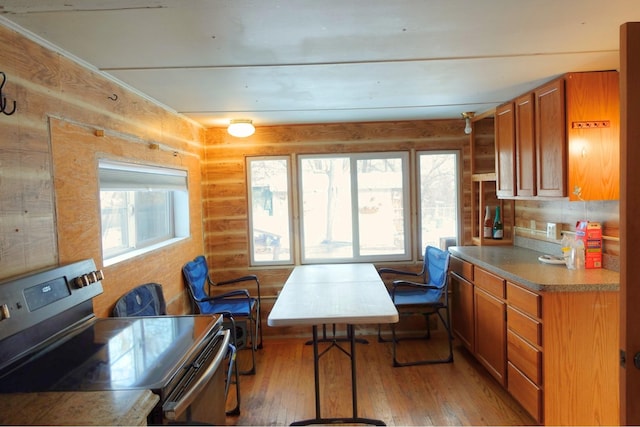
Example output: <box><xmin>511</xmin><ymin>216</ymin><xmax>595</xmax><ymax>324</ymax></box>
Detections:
<box><xmin>163</xmin><ymin>329</ymin><xmax>231</xmax><ymax>421</ymax></box>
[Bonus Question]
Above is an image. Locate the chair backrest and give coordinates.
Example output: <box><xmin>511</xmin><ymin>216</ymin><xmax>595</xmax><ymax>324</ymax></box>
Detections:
<box><xmin>182</xmin><ymin>255</ymin><xmax>211</xmax><ymax>312</ymax></box>
<box><xmin>425</xmin><ymin>245</ymin><xmax>450</xmax><ymax>289</ymax></box>
<box><xmin>112</xmin><ymin>283</ymin><xmax>167</xmax><ymax>317</ymax></box>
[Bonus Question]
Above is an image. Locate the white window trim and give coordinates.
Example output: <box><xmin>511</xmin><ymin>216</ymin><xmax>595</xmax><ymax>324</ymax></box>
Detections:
<box><xmin>246</xmin><ymin>156</ymin><xmax>294</xmax><ymax>266</ymax></box>
<box><xmin>98</xmin><ymin>159</ymin><xmax>190</xmax><ymax>266</ymax></box>
<box><xmin>298</xmin><ymin>152</ymin><xmax>411</xmax><ymax>264</ymax></box>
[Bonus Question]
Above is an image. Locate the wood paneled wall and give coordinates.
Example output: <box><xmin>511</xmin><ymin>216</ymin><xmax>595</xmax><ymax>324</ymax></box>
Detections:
<box><xmin>0</xmin><ymin>23</ymin><xmax>205</xmax><ymax>317</ymax></box>
<box><xmin>203</xmin><ymin>121</ymin><xmax>472</xmax><ymax>337</ymax></box>
<box><xmin>515</xmin><ymin>199</ymin><xmax>619</xmax><ymax>257</ymax></box>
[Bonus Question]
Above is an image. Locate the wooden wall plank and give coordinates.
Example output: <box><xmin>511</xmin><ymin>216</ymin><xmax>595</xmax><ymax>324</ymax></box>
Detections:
<box><xmin>0</xmin><ymin>24</ymin><xmax>205</xmax><ymax>319</ymax></box>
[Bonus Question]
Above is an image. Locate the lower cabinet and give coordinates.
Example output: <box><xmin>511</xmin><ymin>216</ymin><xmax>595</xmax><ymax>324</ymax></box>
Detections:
<box><xmin>450</xmin><ymin>257</ymin><xmax>474</xmax><ymax>351</ymax></box>
<box><xmin>507</xmin><ymin>362</ymin><xmax>542</xmax><ymax>421</ymax></box>
<box><xmin>506</xmin><ymin>281</ymin><xmax>543</xmax><ymax>423</ymax></box>
<box><xmin>449</xmin><ymin>255</ymin><xmax>620</xmax><ymax>425</ymax></box>
<box><xmin>474</xmin><ymin>286</ymin><xmax>506</xmax><ymax>386</ymax></box>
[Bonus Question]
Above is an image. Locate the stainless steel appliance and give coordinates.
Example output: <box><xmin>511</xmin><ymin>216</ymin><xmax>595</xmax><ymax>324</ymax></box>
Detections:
<box><xmin>0</xmin><ymin>259</ymin><xmax>228</xmax><ymax>425</ymax></box>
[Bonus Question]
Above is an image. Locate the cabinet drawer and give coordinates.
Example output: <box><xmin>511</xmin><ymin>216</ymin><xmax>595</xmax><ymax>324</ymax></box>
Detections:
<box><xmin>507</xmin><ymin>362</ymin><xmax>543</xmax><ymax>423</ymax></box>
<box><xmin>507</xmin><ymin>329</ymin><xmax>542</xmax><ymax>384</ymax></box>
<box><xmin>474</xmin><ymin>267</ymin><xmax>505</xmax><ymax>299</ymax></box>
<box><xmin>507</xmin><ymin>282</ymin><xmax>541</xmax><ymax>318</ymax></box>
<box><xmin>449</xmin><ymin>256</ymin><xmax>473</xmax><ymax>282</ymax></box>
<box><xmin>507</xmin><ymin>306</ymin><xmax>541</xmax><ymax>346</ymax></box>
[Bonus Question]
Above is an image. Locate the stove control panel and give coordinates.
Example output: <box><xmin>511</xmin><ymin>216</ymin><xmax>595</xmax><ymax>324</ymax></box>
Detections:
<box><xmin>0</xmin><ymin>259</ymin><xmax>104</xmax><ymax>341</ymax></box>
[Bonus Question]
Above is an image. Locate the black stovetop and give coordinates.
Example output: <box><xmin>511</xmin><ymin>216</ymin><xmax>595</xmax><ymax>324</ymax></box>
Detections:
<box><xmin>0</xmin><ymin>315</ymin><xmax>220</xmax><ymax>393</ymax></box>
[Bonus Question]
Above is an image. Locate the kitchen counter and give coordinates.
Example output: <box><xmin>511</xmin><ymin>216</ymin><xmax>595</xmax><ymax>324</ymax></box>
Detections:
<box><xmin>0</xmin><ymin>390</ymin><xmax>159</xmax><ymax>426</ymax></box>
<box><xmin>449</xmin><ymin>245</ymin><xmax>619</xmax><ymax>292</ymax></box>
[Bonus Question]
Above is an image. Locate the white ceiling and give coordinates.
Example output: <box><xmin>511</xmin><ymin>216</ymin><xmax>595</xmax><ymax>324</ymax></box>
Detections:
<box><xmin>1</xmin><ymin>0</ymin><xmax>639</xmax><ymax>129</ymax></box>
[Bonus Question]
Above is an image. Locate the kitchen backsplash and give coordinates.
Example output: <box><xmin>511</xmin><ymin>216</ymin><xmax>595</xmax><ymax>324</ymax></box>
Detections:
<box><xmin>515</xmin><ymin>235</ymin><xmax>619</xmax><ymax>272</ymax></box>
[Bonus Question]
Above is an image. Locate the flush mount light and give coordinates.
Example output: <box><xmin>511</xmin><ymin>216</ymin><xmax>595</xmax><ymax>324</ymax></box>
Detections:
<box><xmin>461</xmin><ymin>112</ymin><xmax>475</xmax><ymax>135</ymax></box>
<box><xmin>227</xmin><ymin>119</ymin><xmax>255</xmax><ymax>137</ymax></box>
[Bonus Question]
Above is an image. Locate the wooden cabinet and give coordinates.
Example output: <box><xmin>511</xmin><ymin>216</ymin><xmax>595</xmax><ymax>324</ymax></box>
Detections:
<box><xmin>506</xmin><ymin>282</ymin><xmax>543</xmax><ymax>422</ymax></box>
<box><xmin>470</xmin><ymin>176</ymin><xmax>514</xmax><ymax>245</ymax></box>
<box><xmin>495</xmin><ymin>102</ymin><xmax>515</xmax><ymax>197</ymax></box>
<box><xmin>494</xmin><ymin>77</ymin><xmax>566</xmax><ymax>199</ymax></box>
<box><xmin>469</xmin><ymin>114</ymin><xmax>514</xmax><ymax>245</ymax></box>
<box><xmin>566</xmin><ymin>71</ymin><xmax>620</xmax><ymax>201</ymax></box>
<box><xmin>473</xmin><ymin>267</ymin><xmax>507</xmax><ymax>386</ymax></box>
<box><xmin>493</xmin><ymin>71</ymin><xmax>619</xmax><ymax>201</ymax></box>
<box><xmin>448</xmin><ymin>255</ymin><xmax>620</xmax><ymax>425</ymax></box>
<box><xmin>449</xmin><ymin>256</ymin><xmax>474</xmax><ymax>350</ymax></box>
<box><xmin>515</xmin><ymin>93</ymin><xmax>536</xmax><ymax>197</ymax></box>
<box><xmin>534</xmin><ymin>78</ymin><xmax>566</xmax><ymax>197</ymax></box>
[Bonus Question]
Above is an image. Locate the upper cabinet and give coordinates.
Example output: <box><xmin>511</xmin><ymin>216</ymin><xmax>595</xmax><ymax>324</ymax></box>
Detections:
<box><xmin>494</xmin><ymin>71</ymin><xmax>619</xmax><ymax>201</ymax></box>
<box><xmin>515</xmin><ymin>93</ymin><xmax>537</xmax><ymax>198</ymax></box>
<box><xmin>495</xmin><ymin>102</ymin><xmax>515</xmax><ymax>198</ymax></box>
<box><xmin>535</xmin><ymin>79</ymin><xmax>567</xmax><ymax>197</ymax></box>
<box><xmin>566</xmin><ymin>72</ymin><xmax>620</xmax><ymax>201</ymax></box>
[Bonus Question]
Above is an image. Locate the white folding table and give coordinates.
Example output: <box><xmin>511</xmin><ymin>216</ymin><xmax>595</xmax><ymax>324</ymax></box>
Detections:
<box><xmin>268</xmin><ymin>263</ymin><xmax>399</xmax><ymax>425</ymax></box>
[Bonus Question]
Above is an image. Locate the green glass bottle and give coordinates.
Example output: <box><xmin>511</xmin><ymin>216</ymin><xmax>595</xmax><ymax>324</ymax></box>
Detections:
<box><xmin>492</xmin><ymin>206</ymin><xmax>503</xmax><ymax>240</ymax></box>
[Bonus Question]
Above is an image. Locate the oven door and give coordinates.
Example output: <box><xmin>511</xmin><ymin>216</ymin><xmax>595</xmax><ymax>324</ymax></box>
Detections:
<box><xmin>162</xmin><ymin>328</ymin><xmax>231</xmax><ymax>425</ymax></box>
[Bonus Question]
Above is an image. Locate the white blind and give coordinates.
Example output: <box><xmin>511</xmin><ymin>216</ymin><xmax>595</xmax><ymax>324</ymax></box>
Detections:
<box><xmin>98</xmin><ymin>160</ymin><xmax>188</xmax><ymax>191</ymax></box>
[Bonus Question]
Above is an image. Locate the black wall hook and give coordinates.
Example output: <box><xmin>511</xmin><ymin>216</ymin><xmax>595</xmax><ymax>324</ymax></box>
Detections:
<box><xmin>0</xmin><ymin>72</ymin><xmax>17</xmax><ymax>116</ymax></box>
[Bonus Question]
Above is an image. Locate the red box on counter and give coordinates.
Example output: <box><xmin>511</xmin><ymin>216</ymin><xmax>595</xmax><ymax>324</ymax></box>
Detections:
<box><xmin>575</xmin><ymin>220</ymin><xmax>602</xmax><ymax>269</ymax></box>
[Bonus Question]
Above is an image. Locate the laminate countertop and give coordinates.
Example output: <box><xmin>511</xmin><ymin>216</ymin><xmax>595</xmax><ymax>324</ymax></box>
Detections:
<box><xmin>448</xmin><ymin>245</ymin><xmax>619</xmax><ymax>292</ymax></box>
<box><xmin>0</xmin><ymin>390</ymin><xmax>159</xmax><ymax>426</ymax></box>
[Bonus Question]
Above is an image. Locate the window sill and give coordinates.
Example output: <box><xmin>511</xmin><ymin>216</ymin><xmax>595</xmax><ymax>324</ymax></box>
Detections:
<box><xmin>103</xmin><ymin>236</ymin><xmax>188</xmax><ymax>267</ymax></box>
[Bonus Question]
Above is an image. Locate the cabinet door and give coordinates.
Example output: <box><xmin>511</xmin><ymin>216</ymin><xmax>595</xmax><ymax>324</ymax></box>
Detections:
<box><xmin>515</xmin><ymin>93</ymin><xmax>536</xmax><ymax>197</ymax></box>
<box><xmin>535</xmin><ymin>78</ymin><xmax>567</xmax><ymax>197</ymax></box>
<box><xmin>450</xmin><ymin>272</ymin><xmax>474</xmax><ymax>351</ymax></box>
<box><xmin>495</xmin><ymin>102</ymin><xmax>516</xmax><ymax>197</ymax></box>
<box><xmin>566</xmin><ymin>71</ymin><xmax>620</xmax><ymax>201</ymax></box>
<box><xmin>475</xmin><ymin>287</ymin><xmax>507</xmax><ymax>386</ymax></box>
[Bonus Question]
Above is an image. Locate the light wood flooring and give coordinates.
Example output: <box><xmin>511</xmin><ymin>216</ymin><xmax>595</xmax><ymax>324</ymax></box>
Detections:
<box><xmin>226</xmin><ymin>330</ymin><xmax>537</xmax><ymax>426</ymax></box>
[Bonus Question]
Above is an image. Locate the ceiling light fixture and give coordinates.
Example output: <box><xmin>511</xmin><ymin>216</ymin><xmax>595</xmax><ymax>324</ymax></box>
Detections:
<box><xmin>227</xmin><ymin>119</ymin><xmax>255</xmax><ymax>138</ymax></box>
<box><xmin>461</xmin><ymin>112</ymin><xmax>475</xmax><ymax>135</ymax></box>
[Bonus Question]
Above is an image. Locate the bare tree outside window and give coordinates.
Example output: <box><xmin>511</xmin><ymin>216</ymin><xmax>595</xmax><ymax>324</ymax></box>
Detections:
<box><xmin>418</xmin><ymin>152</ymin><xmax>459</xmax><ymax>250</ymax></box>
<box><xmin>246</xmin><ymin>151</ymin><xmax>459</xmax><ymax>266</ymax></box>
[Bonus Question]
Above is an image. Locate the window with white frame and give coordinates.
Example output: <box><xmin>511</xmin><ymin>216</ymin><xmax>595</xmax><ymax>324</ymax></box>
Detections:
<box><xmin>247</xmin><ymin>157</ymin><xmax>292</xmax><ymax>265</ymax></box>
<box><xmin>247</xmin><ymin>150</ymin><xmax>460</xmax><ymax>266</ymax></box>
<box><xmin>98</xmin><ymin>160</ymin><xmax>189</xmax><ymax>266</ymax></box>
<box><xmin>299</xmin><ymin>152</ymin><xmax>410</xmax><ymax>263</ymax></box>
<box><xmin>417</xmin><ymin>151</ymin><xmax>460</xmax><ymax>251</ymax></box>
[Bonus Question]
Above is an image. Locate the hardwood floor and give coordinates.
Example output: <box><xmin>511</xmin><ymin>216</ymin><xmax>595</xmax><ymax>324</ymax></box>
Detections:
<box><xmin>226</xmin><ymin>331</ymin><xmax>537</xmax><ymax>426</ymax></box>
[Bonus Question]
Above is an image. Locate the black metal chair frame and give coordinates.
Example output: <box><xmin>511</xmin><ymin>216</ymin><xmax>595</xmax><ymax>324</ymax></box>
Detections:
<box><xmin>378</xmin><ymin>246</ymin><xmax>454</xmax><ymax>367</ymax></box>
<box><xmin>183</xmin><ymin>256</ymin><xmax>263</xmax><ymax>375</ymax></box>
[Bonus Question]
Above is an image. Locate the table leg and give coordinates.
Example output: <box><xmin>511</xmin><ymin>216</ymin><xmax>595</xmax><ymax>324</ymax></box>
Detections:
<box><xmin>312</xmin><ymin>325</ymin><xmax>321</xmax><ymax>419</ymax></box>
<box><xmin>349</xmin><ymin>324</ymin><xmax>358</xmax><ymax>417</ymax></box>
<box><xmin>291</xmin><ymin>324</ymin><xmax>386</xmax><ymax>426</ymax></box>
<box><xmin>304</xmin><ymin>323</ymin><xmax>369</xmax><ymax>345</ymax></box>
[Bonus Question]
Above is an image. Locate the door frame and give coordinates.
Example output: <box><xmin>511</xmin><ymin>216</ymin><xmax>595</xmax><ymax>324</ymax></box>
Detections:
<box><xmin>619</xmin><ymin>21</ymin><xmax>640</xmax><ymax>425</ymax></box>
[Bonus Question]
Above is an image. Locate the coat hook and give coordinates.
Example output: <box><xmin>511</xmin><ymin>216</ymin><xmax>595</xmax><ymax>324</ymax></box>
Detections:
<box><xmin>0</xmin><ymin>72</ymin><xmax>17</xmax><ymax>116</ymax></box>
<box><xmin>108</xmin><ymin>93</ymin><xmax>118</xmax><ymax>101</ymax></box>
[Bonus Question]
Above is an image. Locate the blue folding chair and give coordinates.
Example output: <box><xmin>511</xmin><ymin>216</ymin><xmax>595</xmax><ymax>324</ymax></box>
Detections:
<box><xmin>182</xmin><ymin>255</ymin><xmax>262</xmax><ymax>375</ymax></box>
<box><xmin>378</xmin><ymin>246</ymin><xmax>453</xmax><ymax>367</ymax></box>
<box><xmin>112</xmin><ymin>282</ymin><xmax>167</xmax><ymax>317</ymax></box>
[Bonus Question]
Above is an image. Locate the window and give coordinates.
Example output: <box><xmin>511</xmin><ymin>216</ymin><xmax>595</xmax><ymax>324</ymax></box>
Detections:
<box><xmin>99</xmin><ymin>160</ymin><xmax>189</xmax><ymax>266</ymax></box>
<box><xmin>247</xmin><ymin>157</ymin><xmax>292</xmax><ymax>265</ymax></box>
<box><xmin>418</xmin><ymin>151</ymin><xmax>460</xmax><ymax>250</ymax></box>
<box><xmin>299</xmin><ymin>153</ymin><xmax>409</xmax><ymax>263</ymax></box>
<box><xmin>247</xmin><ymin>150</ymin><xmax>460</xmax><ymax>266</ymax></box>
